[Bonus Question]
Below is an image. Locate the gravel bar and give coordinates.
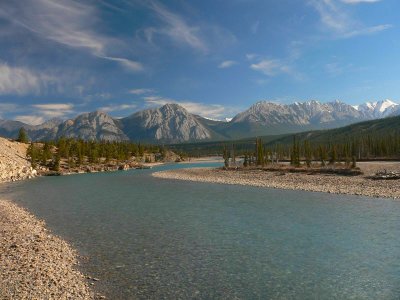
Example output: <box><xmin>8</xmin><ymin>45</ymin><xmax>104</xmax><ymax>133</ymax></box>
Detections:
<box><xmin>153</xmin><ymin>166</ymin><xmax>400</xmax><ymax>199</ymax></box>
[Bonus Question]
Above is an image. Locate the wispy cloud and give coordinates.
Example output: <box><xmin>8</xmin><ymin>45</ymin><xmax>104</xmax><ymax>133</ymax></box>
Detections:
<box><xmin>344</xmin><ymin>24</ymin><xmax>392</xmax><ymax>38</ymax></box>
<box><xmin>218</xmin><ymin>60</ymin><xmax>237</xmax><ymax>69</ymax></box>
<box><xmin>102</xmin><ymin>57</ymin><xmax>144</xmax><ymax>72</ymax></box>
<box><xmin>341</xmin><ymin>0</ymin><xmax>382</xmax><ymax>3</ymax></box>
<box><xmin>309</xmin><ymin>0</ymin><xmax>391</xmax><ymax>38</ymax></box>
<box><xmin>129</xmin><ymin>88</ymin><xmax>155</xmax><ymax>95</ymax></box>
<box><xmin>144</xmin><ymin>96</ymin><xmax>240</xmax><ymax>119</ymax></box>
<box><xmin>15</xmin><ymin>115</ymin><xmax>45</xmax><ymax>126</ymax></box>
<box><xmin>139</xmin><ymin>0</ymin><xmax>236</xmax><ymax>54</ymax></box>
<box><xmin>250</xmin><ymin>59</ymin><xmax>291</xmax><ymax>77</ymax></box>
<box><xmin>99</xmin><ymin>103</ymin><xmax>137</xmax><ymax>113</ymax></box>
<box><xmin>32</xmin><ymin>103</ymin><xmax>74</xmax><ymax>118</ymax></box>
<box><xmin>146</xmin><ymin>1</ymin><xmax>207</xmax><ymax>52</ymax></box>
<box><xmin>0</xmin><ymin>63</ymin><xmax>55</xmax><ymax>95</ymax></box>
<box><xmin>0</xmin><ymin>0</ymin><xmax>143</xmax><ymax>71</ymax></box>
<box><xmin>10</xmin><ymin>102</ymin><xmax>75</xmax><ymax>125</ymax></box>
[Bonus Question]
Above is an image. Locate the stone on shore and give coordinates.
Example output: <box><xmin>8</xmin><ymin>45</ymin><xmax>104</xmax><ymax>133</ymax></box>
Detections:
<box><xmin>153</xmin><ymin>163</ymin><xmax>400</xmax><ymax>199</ymax></box>
<box><xmin>0</xmin><ymin>137</ymin><xmax>37</xmax><ymax>183</ymax></box>
<box><xmin>0</xmin><ymin>200</ymin><xmax>94</xmax><ymax>299</ymax></box>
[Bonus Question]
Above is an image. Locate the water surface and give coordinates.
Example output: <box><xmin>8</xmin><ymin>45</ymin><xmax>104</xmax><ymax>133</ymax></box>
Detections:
<box><xmin>1</xmin><ymin>163</ymin><xmax>400</xmax><ymax>299</ymax></box>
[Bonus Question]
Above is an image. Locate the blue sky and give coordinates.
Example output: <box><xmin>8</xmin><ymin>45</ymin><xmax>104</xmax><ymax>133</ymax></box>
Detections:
<box><xmin>0</xmin><ymin>0</ymin><xmax>398</xmax><ymax>124</ymax></box>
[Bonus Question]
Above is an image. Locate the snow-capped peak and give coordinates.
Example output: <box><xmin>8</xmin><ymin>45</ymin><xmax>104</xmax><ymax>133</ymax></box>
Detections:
<box><xmin>356</xmin><ymin>99</ymin><xmax>399</xmax><ymax>118</ymax></box>
<box><xmin>378</xmin><ymin>99</ymin><xmax>398</xmax><ymax>112</ymax></box>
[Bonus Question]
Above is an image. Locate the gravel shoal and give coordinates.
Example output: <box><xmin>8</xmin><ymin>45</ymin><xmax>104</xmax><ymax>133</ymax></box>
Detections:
<box><xmin>153</xmin><ymin>164</ymin><xmax>400</xmax><ymax>199</ymax></box>
<box><xmin>0</xmin><ymin>199</ymin><xmax>95</xmax><ymax>300</ymax></box>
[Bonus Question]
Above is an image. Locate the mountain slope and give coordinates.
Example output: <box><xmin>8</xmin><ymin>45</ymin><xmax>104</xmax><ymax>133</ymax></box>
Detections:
<box><xmin>264</xmin><ymin>115</ymin><xmax>400</xmax><ymax>147</ymax></box>
<box><xmin>169</xmin><ymin>115</ymin><xmax>400</xmax><ymax>155</ymax></box>
<box><xmin>54</xmin><ymin>111</ymin><xmax>128</xmax><ymax>141</ymax></box>
<box><xmin>0</xmin><ymin>100</ymin><xmax>399</xmax><ymax>143</ymax></box>
<box><xmin>223</xmin><ymin>100</ymin><xmax>366</xmax><ymax>138</ymax></box>
<box><xmin>119</xmin><ymin>104</ymin><xmax>214</xmax><ymax>143</ymax></box>
<box><xmin>356</xmin><ymin>99</ymin><xmax>399</xmax><ymax>118</ymax></box>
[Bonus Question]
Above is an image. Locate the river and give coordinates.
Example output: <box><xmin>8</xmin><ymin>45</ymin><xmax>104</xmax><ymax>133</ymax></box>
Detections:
<box><xmin>1</xmin><ymin>162</ymin><xmax>399</xmax><ymax>299</ymax></box>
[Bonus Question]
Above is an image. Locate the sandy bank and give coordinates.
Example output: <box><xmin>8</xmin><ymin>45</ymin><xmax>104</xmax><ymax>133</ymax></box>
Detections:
<box><xmin>0</xmin><ymin>199</ymin><xmax>96</xmax><ymax>299</ymax></box>
<box><xmin>153</xmin><ymin>162</ymin><xmax>400</xmax><ymax>199</ymax></box>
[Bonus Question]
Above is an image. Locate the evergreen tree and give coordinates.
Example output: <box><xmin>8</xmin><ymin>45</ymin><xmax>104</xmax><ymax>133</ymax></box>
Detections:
<box><xmin>243</xmin><ymin>154</ymin><xmax>248</xmax><ymax>167</ymax></box>
<box><xmin>290</xmin><ymin>136</ymin><xmax>300</xmax><ymax>167</ymax></box>
<box><xmin>27</xmin><ymin>143</ymin><xmax>39</xmax><ymax>168</ymax></box>
<box><xmin>255</xmin><ymin>138</ymin><xmax>264</xmax><ymax>166</ymax></box>
<box><xmin>17</xmin><ymin>127</ymin><xmax>28</xmax><ymax>143</ymax></box>
<box><xmin>304</xmin><ymin>140</ymin><xmax>312</xmax><ymax>168</ymax></box>
<box><xmin>329</xmin><ymin>145</ymin><xmax>337</xmax><ymax>165</ymax></box>
<box><xmin>351</xmin><ymin>156</ymin><xmax>357</xmax><ymax>168</ymax></box>
<box><xmin>52</xmin><ymin>154</ymin><xmax>60</xmax><ymax>171</ymax></box>
<box><xmin>223</xmin><ymin>145</ymin><xmax>230</xmax><ymax>168</ymax></box>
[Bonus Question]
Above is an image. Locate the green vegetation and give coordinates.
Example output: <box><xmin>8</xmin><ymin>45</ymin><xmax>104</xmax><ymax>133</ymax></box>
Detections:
<box><xmin>26</xmin><ymin>137</ymin><xmax>169</xmax><ymax>171</ymax></box>
<box><xmin>170</xmin><ymin>116</ymin><xmax>400</xmax><ymax>161</ymax></box>
<box><xmin>17</xmin><ymin>127</ymin><xmax>29</xmax><ymax>143</ymax></box>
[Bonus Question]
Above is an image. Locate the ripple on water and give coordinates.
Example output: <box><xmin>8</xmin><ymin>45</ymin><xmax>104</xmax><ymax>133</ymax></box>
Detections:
<box><xmin>1</xmin><ymin>163</ymin><xmax>400</xmax><ymax>299</ymax></box>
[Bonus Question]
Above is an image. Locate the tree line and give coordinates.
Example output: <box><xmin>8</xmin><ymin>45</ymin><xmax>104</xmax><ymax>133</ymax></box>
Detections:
<box><xmin>25</xmin><ymin>134</ymin><xmax>168</xmax><ymax>171</ymax></box>
<box><xmin>223</xmin><ymin>133</ymin><xmax>400</xmax><ymax>168</ymax></box>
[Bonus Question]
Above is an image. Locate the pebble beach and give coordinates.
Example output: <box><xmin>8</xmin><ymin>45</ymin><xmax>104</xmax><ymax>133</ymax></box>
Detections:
<box><xmin>153</xmin><ymin>162</ymin><xmax>400</xmax><ymax>199</ymax></box>
<box><xmin>0</xmin><ymin>200</ymin><xmax>95</xmax><ymax>299</ymax></box>
<box><xmin>0</xmin><ymin>137</ymin><xmax>98</xmax><ymax>299</ymax></box>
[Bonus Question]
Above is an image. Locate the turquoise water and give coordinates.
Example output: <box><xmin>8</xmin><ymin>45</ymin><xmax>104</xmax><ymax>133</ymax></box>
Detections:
<box><xmin>1</xmin><ymin>163</ymin><xmax>400</xmax><ymax>299</ymax></box>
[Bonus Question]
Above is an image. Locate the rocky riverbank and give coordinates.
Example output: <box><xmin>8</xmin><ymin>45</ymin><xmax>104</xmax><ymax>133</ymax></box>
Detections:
<box><xmin>0</xmin><ymin>137</ymin><xmax>37</xmax><ymax>183</ymax></box>
<box><xmin>153</xmin><ymin>162</ymin><xmax>400</xmax><ymax>199</ymax></box>
<box><xmin>0</xmin><ymin>200</ymin><xmax>97</xmax><ymax>299</ymax></box>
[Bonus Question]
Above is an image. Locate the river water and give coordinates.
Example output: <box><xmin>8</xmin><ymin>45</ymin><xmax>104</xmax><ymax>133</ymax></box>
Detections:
<box><xmin>1</xmin><ymin>163</ymin><xmax>400</xmax><ymax>299</ymax></box>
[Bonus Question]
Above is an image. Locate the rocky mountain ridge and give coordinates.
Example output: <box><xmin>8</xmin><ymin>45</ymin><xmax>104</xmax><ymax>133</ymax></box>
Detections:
<box><xmin>0</xmin><ymin>100</ymin><xmax>398</xmax><ymax>143</ymax></box>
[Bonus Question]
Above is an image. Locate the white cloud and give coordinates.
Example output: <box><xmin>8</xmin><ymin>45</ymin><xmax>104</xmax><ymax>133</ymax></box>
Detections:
<box><xmin>218</xmin><ymin>60</ymin><xmax>237</xmax><ymax>69</ymax></box>
<box><xmin>309</xmin><ymin>0</ymin><xmax>391</xmax><ymax>38</ymax></box>
<box><xmin>129</xmin><ymin>88</ymin><xmax>155</xmax><ymax>95</ymax></box>
<box><xmin>140</xmin><ymin>1</ymin><xmax>236</xmax><ymax>54</ymax></box>
<box><xmin>344</xmin><ymin>24</ymin><xmax>392</xmax><ymax>37</ymax></box>
<box><xmin>102</xmin><ymin>57</ymin><xmax>144</xmax><ymax>72</ymax></box>
<box><xmin>99</xmin><ymin>103</ymin><xmax>137</xmax><ymax>113</ymax></box>
<box><xmin>31</xmin><ymin>103</ymin><xmax>74</xmax><ymax>118</ymax></box>
<box><xmin>250</xmin><ymin>59</ymin><xmax>292</xmax><ymax>77</ymax></box>
<box><xmin>341</xmin><ymin>0</ymin><xmax>381</xmax><ymax>3</ymax></box>
<box><xmin>0</xmin><ymin>63</ymin><xmax>54</xmax><ymax>95</ymax></box>
<box><xmin>144</xmin><ymin>96</ymin><xmax>240</xmax><ymax>119</ymax></box>
<box><xmin>32</xmin><ymin>103</ymin><xmax>74</xmax><ymax>111</ymax></box>
<box><xmin>15</xmin><ymin>115</ymin><xmax>45</xmax><ymax>125</ymax></box>
<box><xmin>246</xmin><ymin>53</ymin><xmax>257</xmax><ymax>60</ymax></box>
<box><xmin>147</xmin><ymin>1</ymin><xmax>207</xmax><ymax>52</ymax></box>
<box><xmin>0</xmin><ymin>0</ymin><xmax>143</xmax><ymax>72</ymax></box>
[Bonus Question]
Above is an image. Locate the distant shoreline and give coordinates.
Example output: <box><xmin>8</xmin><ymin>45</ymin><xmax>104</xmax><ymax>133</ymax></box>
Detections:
<box><xmin>153</xmin><ymin>162</ymin><xmax>400</xmax><ymax>199</ymax></box>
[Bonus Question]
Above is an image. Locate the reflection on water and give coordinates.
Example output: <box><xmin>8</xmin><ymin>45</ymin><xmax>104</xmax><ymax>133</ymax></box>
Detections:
<box><xmin>1</xmin><ymin>163</ymin><xmax>400</xmax><ymax>299</ymax></box>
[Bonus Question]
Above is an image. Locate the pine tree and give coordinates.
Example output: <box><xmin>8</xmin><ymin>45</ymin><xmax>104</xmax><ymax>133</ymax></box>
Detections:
<box><xmin>243</xmin><ymin>154</ymin><xmax>248</xmax><ymax>167</ymax></box>
<box><xmin>27</xmin><ymin>143</ymin><xmax>38</xmax><ymax>168</ymax></box>
<box><xmin>304</xmin><ymin>140</ymin><xmax>312</xmax><ymax>168</ymax></box>
<box><xmin>329</xmin><ymin>145</ymin><xmax>337</xmax><ymax>165</ymax></box>
<box><xmin>223</xmin><ymin>145</ymin><xmax>230</xmax><ymax>168</ymax></box>
<box><xmin>255</xmin><ymin>138</ymin><xmax>264</xmax><ymax>166</ymax></box>
<box><xmin>52</xmin><ymin>154</ymin><xmax>60</xmax><ymax>171</ymax></box>
<box><xmin>290</xmin><ymin>136</ymin><xmax>300</xmax><ymax>167</ymax></box>
<box><xmin>17</xmin><ymin>127</ymin><xmax>28</xmax><ymax>143</ymax></box>
<box><xmin>351</xmin><ymin>156</ymin><xmax>357</xmax><ymax>168</ymax></box>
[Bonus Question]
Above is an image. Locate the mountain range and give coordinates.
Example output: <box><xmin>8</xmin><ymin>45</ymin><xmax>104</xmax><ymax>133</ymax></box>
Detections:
<box><xmin>0</xmin><ymin>99</ymin><xmax>399</xmax><ymax>144</ymax></box>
